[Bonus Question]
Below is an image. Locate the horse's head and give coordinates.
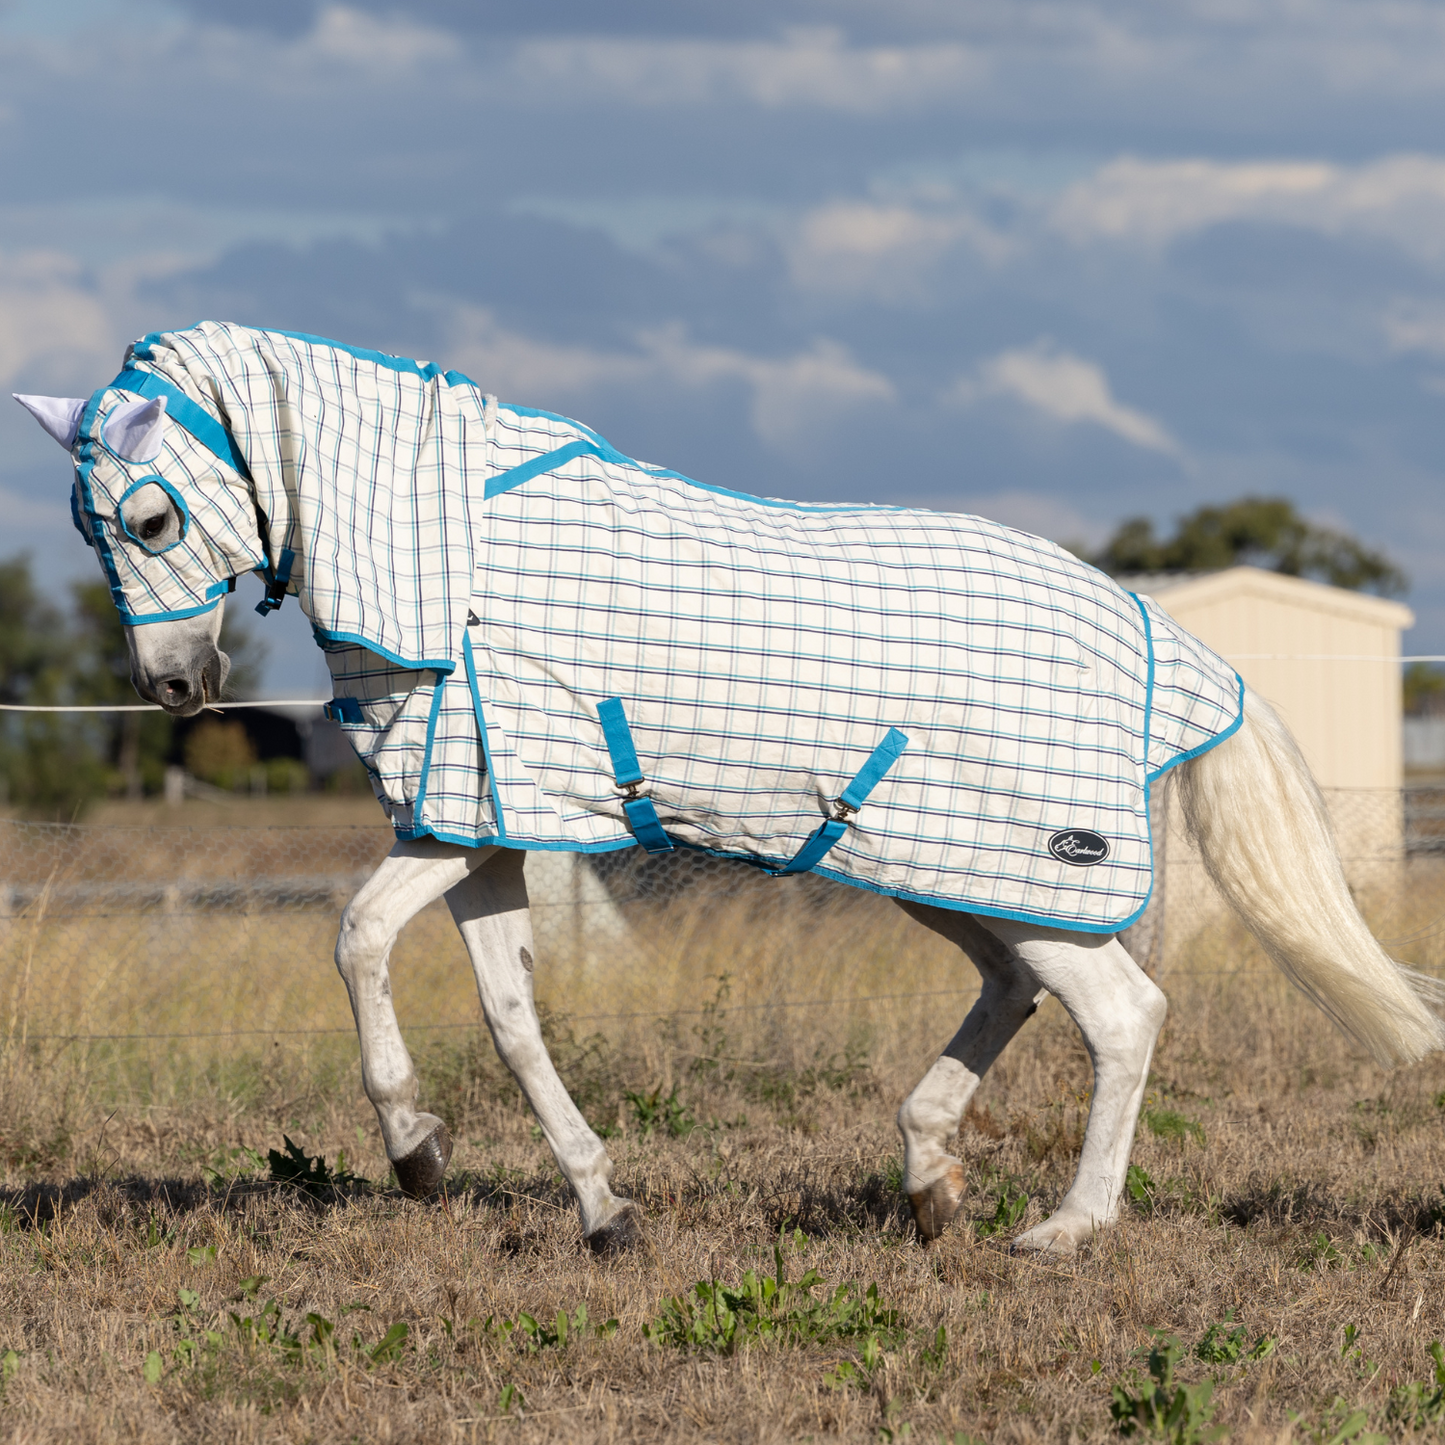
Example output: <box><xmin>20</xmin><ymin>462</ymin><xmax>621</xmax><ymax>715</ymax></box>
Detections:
<box><xmin>14</xmin><ymin>382</ymin><xmax>267</xmax><ymax>716</ymax></box>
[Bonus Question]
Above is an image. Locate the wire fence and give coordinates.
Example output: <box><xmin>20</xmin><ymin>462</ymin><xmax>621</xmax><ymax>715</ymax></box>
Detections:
<box><xmin>2</xmin><ymin>787</ymin><xmax>1444</xmax><ymax>1050</ymax></box>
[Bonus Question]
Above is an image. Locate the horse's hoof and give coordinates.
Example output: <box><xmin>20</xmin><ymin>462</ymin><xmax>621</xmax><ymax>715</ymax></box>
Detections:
<box><xmin>908</xmin><ymin>1163</ymin><xmax>966</xmax><ymax>1242</ymax></box>
<box><xmin>585</xmin><ymin>1202</ymin><xmax>644</xmax><ymax>1257</ymax></box>
<box><xmin>392</xmin><ymin>1124</ymin><xmax>453</xmax><ymax>1199</ymax></box>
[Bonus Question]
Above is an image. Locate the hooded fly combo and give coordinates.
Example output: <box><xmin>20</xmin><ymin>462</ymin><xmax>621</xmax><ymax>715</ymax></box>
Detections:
<box><xmin>17</xmin><ymin>322</ymin><xmax>1443</xmax><ymax>1255</ymax></box>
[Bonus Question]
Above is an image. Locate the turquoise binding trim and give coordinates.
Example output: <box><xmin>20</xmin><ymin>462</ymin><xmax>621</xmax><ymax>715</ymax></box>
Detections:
<box><xmin>133</xmin><ymin>325</ymin><xmax>479</xmax><ymax>390</ymax></box>
<box><xmin>311</xmin><ymin>627</ymin><xmax>456</xmax><ymax>675</ymax></box>
<box><xmin>462</xmin><ymin>633</ymin><xmax>508</xmax><ymax>842</ymax></box>
<box><xmin>596</xmin><ymin>696</ymin><xmax>674</xmax><ymax>854</ymax></box>
<box><xmin>410</xmin><ymin>671</ymin><xmax>448</xmax><ymax>828</ymax></box>
<box><xmin>119</xmin><ymin>595</ymin><xmax>225</xmax><ymax>625</ymax></box>
<box><xmin>116</xmin><ymin>475</ymin><xmax>190</xmax><ymax>555</ymax></box>
<box><xmin>485</xmin><ymin>440</ymin><xmax>593</xmax><ymax>501</ymax></box>
<box><xmin>769</xmin><ymin>726</ymin><xmax>910</xmax><ymax>877</ymax></box>
<box><xmin>483</xmin><ymin>435</ymin><xmax>917</xmax><ymax>515</ymax></box>
<box><xmin>109</xmin><ymin>368</ymin><xmax>251</xmax><ymax>478</ymax></box>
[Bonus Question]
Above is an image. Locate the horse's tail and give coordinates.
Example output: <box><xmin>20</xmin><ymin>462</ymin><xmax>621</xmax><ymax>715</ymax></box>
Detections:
<box><xmin>1176</xmin><ymin>687</ymin><xmax>1445</xmax><ymax>1068</ymax></box>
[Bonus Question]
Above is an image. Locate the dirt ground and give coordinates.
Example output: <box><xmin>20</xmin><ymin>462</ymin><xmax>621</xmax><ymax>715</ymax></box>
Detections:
<box><xmin>2</xmin><ymin>912</ymin><xmax>1444</xmax><ymax>1443</ymax></box>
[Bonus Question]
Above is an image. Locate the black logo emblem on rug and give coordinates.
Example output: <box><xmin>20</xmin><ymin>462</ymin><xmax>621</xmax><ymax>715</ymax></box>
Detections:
<box><xmin>1047</xmin><ymin>829</ymin><xmax>1110</xmax><ymax>866</ymax></box>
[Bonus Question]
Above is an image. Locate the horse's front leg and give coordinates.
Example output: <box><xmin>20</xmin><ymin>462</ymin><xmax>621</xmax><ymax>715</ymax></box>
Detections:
<box><xmin>336</xmin><ymin>837</ymin><xmax>495</xmax><ymax>1196</ymax></box>
<box><xmin>978</xmin><ymin>918</ymin><xmax>1167</xmax><ymax>1255</ymax></box>
<box><xmin>445</xmin><ymin>849</ymin><xmax>641</xmax><ymax>1254</ymax></box>
<box><xmin>894</xmin><ymin>902</ymin><xmax>1046</xmax><ymax>1239</ymax></box>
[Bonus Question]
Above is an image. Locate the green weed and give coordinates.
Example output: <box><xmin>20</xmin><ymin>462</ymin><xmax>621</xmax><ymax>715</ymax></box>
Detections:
<box><xmin>1298</xmin><ymin>1231</ymin><xmax>1343</xmax><ymax>1271</ymax></box>
<box><xmin>974</xmin><ymin>1179</ymin><xmax>1030</xmax><ymax>1238</ymax></box>
<box><xmin>643</xmin><ymin>1241</ymin><xmax>900</xmax><ymax>1355</ymax></box>
<box><xmin>1144</xmin><ymin>1109</ymin><xmax>1206</xmax><ymax>1148</ymax></box>
<box><xmin>1289</xmin><ymin>1399</ymin><xmax>1387</xmax><ymax>1445</ymax></box>
<box><xmin>1194</xmin><ymin>1313</ymin><xmax>1275</xmax><ymax>1365</ymax></box>
<box><xmin>624</xmin><ymin>1083</ymin><xmax>695</xmax><ymax>1138</ymax></box>
<box><xmin>472</xmin><ymin>1304</ymin><xmax>616</xmax><ymax>1354</ymax></box>
<box><xmin>266</xmin><ymin>1136</ymin><xmax>364</xmax><ymax>1197</ymax></box>
<box><xmin>1126</xmin><ymin>1163</ymin><xmax>1157</xmax><ymax>1212</ymax></box>
<box><xmin>1110</xmin><ymin>1334</ymin><xmax>1224</xmax><ymax>1443</ymax></box>
<box><xmin>1386</xmin><ymin>1340</ymin><xmax>1445</xmax><ymax>1428</ymax></box>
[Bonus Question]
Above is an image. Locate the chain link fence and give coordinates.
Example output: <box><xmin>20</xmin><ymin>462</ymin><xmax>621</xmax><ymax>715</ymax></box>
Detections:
<box><xmin>2</xmin><ymin>789</ymin><xmax>1443</xmax><ymax>1050</ymax></box>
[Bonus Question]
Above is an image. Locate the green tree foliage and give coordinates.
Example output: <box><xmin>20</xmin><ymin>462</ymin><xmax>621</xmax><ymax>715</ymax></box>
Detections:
<box><xmin>1404</xmin><ymin>662</ymin><xmax>1445</xmax><ymax>717</ymax></box>
<box><xmin>1093</xmin><ymin>497</ymin><xmax>1406</xmax><ymax>597</ymax></box>
<box><xmin>0</xmin><ymin>555</ymin><xmax>263</xmax><ymax>814</ymax></box>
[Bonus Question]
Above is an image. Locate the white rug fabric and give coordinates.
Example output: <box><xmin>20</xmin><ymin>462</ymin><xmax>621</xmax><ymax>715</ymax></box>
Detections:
<box><xmin>76</xmin><ymin>323</ymin><xmax>1243</xmax><ymax>932</ymax></box>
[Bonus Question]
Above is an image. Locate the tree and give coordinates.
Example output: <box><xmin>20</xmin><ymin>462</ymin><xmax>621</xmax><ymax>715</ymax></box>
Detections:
<box><xmin>0</xmin><ymin>556</ymin><xmax>108</xmax><ymax>812</ymax></box>
<box><xmin>1092</xmin><ymin>497</ymin><xmax>1406</xmax><ymax>597</ymax></box>
<box><xmin>0</xmin><ymin>556</ymin><xmax>265</xmax><ymax>813</ymax></box>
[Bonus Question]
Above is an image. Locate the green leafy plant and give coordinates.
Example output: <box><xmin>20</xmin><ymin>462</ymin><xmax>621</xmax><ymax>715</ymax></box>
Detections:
<box><xmin>1195</xmin><ymin>1313</ymin><xmax>1275</xmax><ymax>1365</ymax></box>
<box><xmin>1387</xmin><ymin>1340</ymin><xmax>1445</xmax><ymax>1428</ymax></box>
<box><xmin>823</xmin><ymin>1330</ymin><xmax>885</xmax><ymax>1391</ymax></box>
<box><xmin>975</xmin><ymin>1180</ymin><xmax>1030</xmax><ymax>1238</ymax></box>
<box><xmin>624</xmin><ymin>1083</ymin><xmax>695</xmax><ymax>1138</ymax></box>
<box><xmin>1298</xmin><ymin>1231</ymin><xmax>1343</xmax><ymax>1272</ymax></box>
<box><xmin>474</xmin><ymin>1304</ymin><xmax>615</xmax><ymax>1354</ymax></box>
<box><xmin>1290</xmin><ymin>1400</ymin><xmax>1387</xmax><ymax>1445</ymax></box>
<box><xmin>1110</xmin><ymin>1333</ymin><xmax>1224</xmax><ymax>1443</ymax></box>
<box><xmin>921</xmin><ymin>1322</ymin><xmax>949</xmax><ymax>1372</ymax></box>
<box><xmin>266</xmin><ymin>1135</ymin><xmax>363</xmax><ymax>1197</ymax></box>
<box><xmin>644</xmin><ymin>1242</ymin><xmax>900</xmax><ymax>1355</ymax></box>
<box><xmin>1126</xmin><ymin>1164</ymin><xmax>1158</xmax><ymax>1212</ymax></box>
<box><xmin>1144</xmin><ymin>1109</ymin><xmax>1206</xmax><ymax>1148</ymax></box>
<box><xmin>497</xmin><ymin>1381</ymin><xmax>525</xmax><ymax>1414</ymax></box>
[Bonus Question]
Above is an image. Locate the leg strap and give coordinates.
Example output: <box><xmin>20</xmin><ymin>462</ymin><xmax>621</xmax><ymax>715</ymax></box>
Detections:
<box><xmin>769</xmin><ymin>726</ymin><xmax>909</xmax><ymax>875</ymax></box>
<box><xmin>596</xmin><ymin>698</ymin><xmax>908</xmax><ymax>872</ymax></box>
<box><xmin>597</xmin><ymin>697</ymin><xmax>675</xmax><ymax>854</ymax></box>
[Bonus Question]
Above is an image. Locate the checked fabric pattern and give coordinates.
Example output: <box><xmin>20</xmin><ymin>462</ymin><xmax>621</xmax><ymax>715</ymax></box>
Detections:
<box><xmin>93</xmin><ymin>324</ymin><xmax>1244</xmax><ymax>932</ymax></box>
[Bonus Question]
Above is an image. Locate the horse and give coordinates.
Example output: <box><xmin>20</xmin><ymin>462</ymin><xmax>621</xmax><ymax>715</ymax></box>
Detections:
<box><xmin>15</xmin><ymin>321</ymin><xmax>1444</xmax><ymax>1257</ymax></box>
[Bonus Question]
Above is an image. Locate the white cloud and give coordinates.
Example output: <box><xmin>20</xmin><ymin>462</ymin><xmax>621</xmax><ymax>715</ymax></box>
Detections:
<box><xmin>303</xmin><ymin>6</ymin><xmax>460</xmax><ymax>72</ymax></box>
<box><xmin>439</xmin><ymin>307</ymin><xmax>894</xmax><ymax>450</ymax></box>
<box><xmin>1053</xmin><ymin>154</ymin><xmax>1445</xmax><ymax>260</ymax></box>
<box><xmin>957</xmin><ymin>342</ymin><xmax>1178</xmax><ymax>454</ymax></box>
<box><xmin>512</xmin><ymin>28</ymin><xmax>984</xmax><ymax>113</ymax></box>
<box><xmin>0</xmin><ymin>249</ymin><xmax>115</xmax><ymax>391</ymax></box>
<box><xmin>787</xmin><ymin>201</ymin><xmax>1011</xmax><ymax>295</ymax></box>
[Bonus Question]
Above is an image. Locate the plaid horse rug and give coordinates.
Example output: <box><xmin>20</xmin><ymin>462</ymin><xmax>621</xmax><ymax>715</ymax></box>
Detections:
<box><xmin>76</xmin><ymin>323</ymin><xmax>1243</xmax><ymax>933</ymax></box>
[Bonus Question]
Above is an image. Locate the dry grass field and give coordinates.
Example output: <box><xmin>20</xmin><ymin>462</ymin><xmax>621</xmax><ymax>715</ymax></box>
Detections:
<box><xmin>2</xmin><ymin>808</ymin><xmax>1445</xmax><ymax>1442</ymax></box>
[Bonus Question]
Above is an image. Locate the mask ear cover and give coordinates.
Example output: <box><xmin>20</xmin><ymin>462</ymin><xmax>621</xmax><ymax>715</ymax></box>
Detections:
<box><xmin>13</xmin><ymin>393</ymin><xmax>87</xmax><ymax>449</ymax></box>
<box><xmin>101</xmin><ymin>395</ymin><xmax>169</xmax><ymax>463</ymax></box>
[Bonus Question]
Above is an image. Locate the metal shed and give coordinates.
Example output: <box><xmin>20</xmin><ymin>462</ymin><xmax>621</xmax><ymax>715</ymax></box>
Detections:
<box><xmin>1122</xmin><ymin>566</ymin><xmax>1413</xmax><ymax>962</ymax></box>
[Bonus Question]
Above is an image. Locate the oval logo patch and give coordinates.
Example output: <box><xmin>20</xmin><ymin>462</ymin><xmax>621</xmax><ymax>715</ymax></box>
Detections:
<box><xmin>1047</xmin><ymin>829</ymin><xmax>1110</xmax><ymax>866</ymax></box>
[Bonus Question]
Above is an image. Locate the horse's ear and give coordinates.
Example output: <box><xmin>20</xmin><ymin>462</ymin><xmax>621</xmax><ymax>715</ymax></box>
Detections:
<box><xmin>12</xmin><ymin>394</ymin><xmax>87</xmax><ymax>450</ymax></box>
<box><xmin>101</xmin><ymin>395</ymin><xmax>168</xmax><ymax>463</ymax></box>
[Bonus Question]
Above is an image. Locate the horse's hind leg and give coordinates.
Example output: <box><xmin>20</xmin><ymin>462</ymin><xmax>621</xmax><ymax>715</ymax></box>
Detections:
<box><xmin>445</xmin><ymin>850</ymin><xmax>640</xmax><ymax>1253</ymax></box>
<box><xmin>979</xmin><ymin>918</ymin><xmax>1167</xmax><ymax>1255</ymax></box>
<box><xmin>336</xmin><ymin>837</ymin><xmax>493</xmax><ymax>1196</ymax></box>
<box><xmin>894</xmin><ymin>902</ymin><xmax>1047</xmax><ymax>1240</ymax></box>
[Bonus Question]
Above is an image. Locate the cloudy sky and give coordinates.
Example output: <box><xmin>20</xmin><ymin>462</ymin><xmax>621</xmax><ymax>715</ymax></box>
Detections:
<box><xmin>6</xmin><ymin>0</ymin><xmax>1445</xmax><ymax>691</ymax></box>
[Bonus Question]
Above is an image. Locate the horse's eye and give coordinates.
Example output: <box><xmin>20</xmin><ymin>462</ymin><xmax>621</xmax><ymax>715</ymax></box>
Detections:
<box><xmin>140</xmin><ymin>513</ymin><xmax>167</xmax><ymax>540</ymax></box>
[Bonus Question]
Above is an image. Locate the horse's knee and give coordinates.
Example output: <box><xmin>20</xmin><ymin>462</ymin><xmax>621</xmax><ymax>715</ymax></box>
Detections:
<box><xmin>335</xmin><ymin>903</ymin><xmax>392</xmax><ymax>986</ymax></box>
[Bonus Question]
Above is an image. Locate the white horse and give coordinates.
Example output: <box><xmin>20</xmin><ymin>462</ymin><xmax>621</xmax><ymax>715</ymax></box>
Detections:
<box><xmin>16</xmin><ymin>327</ymin><xmax>1444</xmax><ymax>1257</ymax></box>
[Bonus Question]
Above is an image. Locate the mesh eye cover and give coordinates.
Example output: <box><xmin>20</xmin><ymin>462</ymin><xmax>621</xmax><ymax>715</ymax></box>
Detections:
<box><xmin>72</xmin><ymin>388</ymin><xmax>264</xmax><ymax>623</ymax></box>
